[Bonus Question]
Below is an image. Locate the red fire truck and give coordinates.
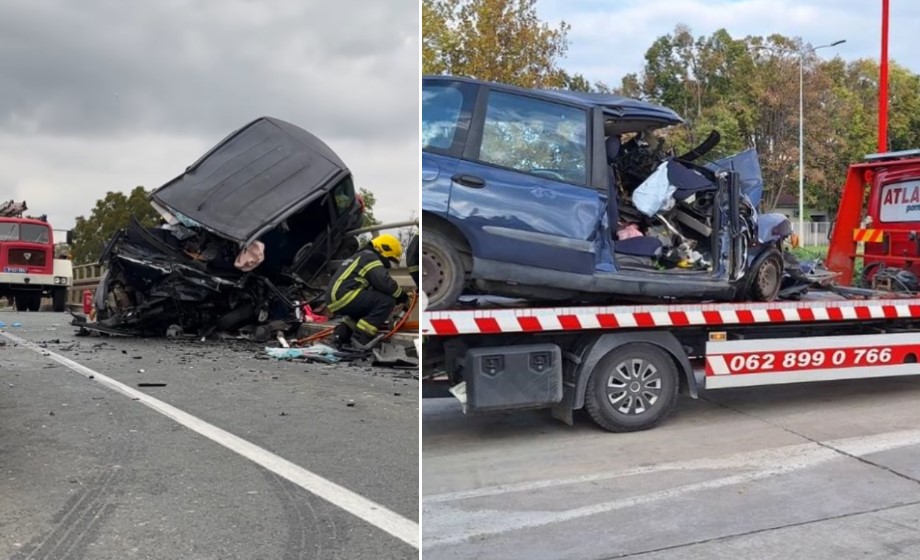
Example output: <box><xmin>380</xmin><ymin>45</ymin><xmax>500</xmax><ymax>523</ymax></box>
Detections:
<box><xmin>0</xmin><ymin>201</ymin><xmax>73</xmax><ymax>312</ymax></box>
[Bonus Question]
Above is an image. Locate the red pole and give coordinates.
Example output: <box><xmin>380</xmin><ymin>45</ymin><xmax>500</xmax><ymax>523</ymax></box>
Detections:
<box><xmin>879</xmin><ymin>0</ymin><xmax>889</xmax><ymax>152</ymax></box>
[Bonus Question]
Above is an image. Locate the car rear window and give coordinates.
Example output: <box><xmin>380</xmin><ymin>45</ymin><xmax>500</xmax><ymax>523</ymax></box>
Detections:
<box><xmin>422</xmin><ymin>84</ymin><xmax>465</xmax><ymax>151</ymax></box>
<box><xmin>479</xmin><ymin>91</ymin><xmax>588</xmax><ymax>185</ymax></box>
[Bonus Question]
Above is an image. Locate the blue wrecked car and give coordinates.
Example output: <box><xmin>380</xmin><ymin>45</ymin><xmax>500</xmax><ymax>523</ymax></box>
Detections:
<box><xmin>421</xmin><ymin>76</ymin><xmax>792</xmax><ymax>310</ymax></box>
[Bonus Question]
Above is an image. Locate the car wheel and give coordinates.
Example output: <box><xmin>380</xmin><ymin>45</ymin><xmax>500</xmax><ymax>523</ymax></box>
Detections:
<box><xmin>52</xmin><ymin>288</ymin><xmax>67</xmax><ymax>312</ymax></box>
<box><xmin>27</xmin><ymin>293</ymin><xmax>42</xmax><ymax>312</ymax></box>
<box><xmin>583</xmin><ymin>344</ymin><xmax>679</xmax><ymax>433</ymax></box>
<box><xmin>749</xmin><ymin>248</ymin><xmax>783</xmax><ymax>302</ymax></box>
<box><xmin>422</xmin><ymin>229</ymin><xmax>465</xmax><ymax>310</ymax></box>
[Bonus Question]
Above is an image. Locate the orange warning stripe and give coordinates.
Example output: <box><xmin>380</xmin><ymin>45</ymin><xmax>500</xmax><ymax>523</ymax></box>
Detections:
<box><xmin>853</xmin><ymin>229</ymin><xmax>885</xmax><ymax>243</ymax></box>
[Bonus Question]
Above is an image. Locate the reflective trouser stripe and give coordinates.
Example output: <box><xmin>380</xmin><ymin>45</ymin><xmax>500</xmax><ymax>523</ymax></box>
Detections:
<box><xmin>356</xmin><ymin>319</ymin><xmax>378</xmax><ymax>335</ymax></box>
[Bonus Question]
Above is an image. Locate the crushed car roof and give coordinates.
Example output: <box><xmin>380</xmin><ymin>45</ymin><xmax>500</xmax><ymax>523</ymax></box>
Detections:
<box><xmin>151</xmin><ymin>117</ymin><xmax>350</xmax><ymax>246</ymax></box>
<box><xmin>423</xmin><ymin>75</ymin><xmax>684</xmax><ymax>125</ymax></box>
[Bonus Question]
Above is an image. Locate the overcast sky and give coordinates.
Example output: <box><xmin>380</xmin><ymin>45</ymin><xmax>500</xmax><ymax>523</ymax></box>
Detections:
<box><xmin>537</xmin><ymin>0</ymin><xmax>920</xmax><ymax>87</ymax></box>
<box><xmin>0</xmin><ymin>0</ymin><xmax>419</xmax><ymax>230</ymax></box>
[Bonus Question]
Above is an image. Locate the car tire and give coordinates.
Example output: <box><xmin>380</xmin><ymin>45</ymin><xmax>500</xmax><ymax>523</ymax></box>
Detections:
<box><xmin>583</xmin><ymin>343</ymin><xmax>679</xmax><ymax>433</ymax></box>
<box><xmin>422</xmin><ymin>229</ymin><xmax>465</xmax><ymax>310</ymax></box>
<box><xmin>52</xmin><ymin>288</ymin><xmax>67</xmax><ymax>312</ymax></box>
<box><xmin>748</xmin><ymin>247</ymin><xmax>783</xmax><ymax>302</ymax></box>
<box><xmin>27</xmin><ymin>293</ymin><xmax>42</xmax><ymax>312</ymax></box>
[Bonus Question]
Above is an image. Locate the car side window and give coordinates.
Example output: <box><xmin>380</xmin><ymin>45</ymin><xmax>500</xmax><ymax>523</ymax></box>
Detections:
<box><xmin>479</xmin><ymin>91</ymin><xmax>588</xmax><ymax>185</ymax></box>
<box><xmin>422</xmin><ymin>84</ymin><xmax>465</xmax><ymax>152</ymax></box>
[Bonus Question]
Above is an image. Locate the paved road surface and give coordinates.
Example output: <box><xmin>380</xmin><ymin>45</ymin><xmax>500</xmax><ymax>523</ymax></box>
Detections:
<box><xmin>1</xmin><ymin>311</ymin><xmax>418</xmax><ymax>559</ymax></box>
<box><xmin>423</xmin><ymin>374</ymin><xmax>920</xmax><ymax>559</ymax></box>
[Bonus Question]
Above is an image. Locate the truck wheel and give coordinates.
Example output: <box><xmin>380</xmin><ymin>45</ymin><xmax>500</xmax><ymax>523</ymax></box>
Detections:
<box><xmin>422</xmin><ymin>229</ymin><xmax>465</xmax><ymax>310</ymax></box>
<box><xmin>14</xmin><ymin>295</ymin><xmax>28</xmax><ymax>312</ymax></box>
<box><xmin>52</xmin><ymin>288</ymin><xmax>67</xmax><ymax>312</ymax></box>
<box><xmin>749</xmin><ymin>248</ymin><xmax>783</xmax><ymax>302</ymax></box>
<box><xmin>584</xmin><ymin>344</ymin><xmax>679</xmax><ymax>432</ymax></box>
<box><xmin>28</xmin><ymin>293</ymin><xmax>42</xmax><ymax>312</ymax></box>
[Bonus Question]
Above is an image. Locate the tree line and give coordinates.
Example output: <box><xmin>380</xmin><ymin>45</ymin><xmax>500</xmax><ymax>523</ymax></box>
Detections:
<box><xmin>423</xmin><ymin>0</ymin><xmax>920</xmax><ymax>217</ymax></box>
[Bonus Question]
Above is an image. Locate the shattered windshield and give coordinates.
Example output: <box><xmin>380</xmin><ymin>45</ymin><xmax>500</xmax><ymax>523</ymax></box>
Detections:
<box><xmin>0</xmin><ymin>222</ymin><xmax>50</xmax><ymax>243</ymax></box>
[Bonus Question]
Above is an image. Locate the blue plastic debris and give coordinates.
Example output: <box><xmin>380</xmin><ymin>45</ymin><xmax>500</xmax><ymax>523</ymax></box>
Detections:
<box><xmin>264</xmin><ymin>344</ymin><xmax>342</xmax><ymax>363</ymax></box>
<box><xmin>0</xmin><ymin>321</ymin><xmax>5</xmax><ymax>327</ymax></box>
<box><xmin>11</xmin><ymin>322</ymin><xmax>21</xmax><ymax>328</ymax></box>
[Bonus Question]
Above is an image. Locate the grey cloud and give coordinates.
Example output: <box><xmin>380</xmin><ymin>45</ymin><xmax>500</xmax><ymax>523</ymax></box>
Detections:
<box><xmin>0</xmin><ymin>0</ymin><xmax>419</xmax><ymax>229</ymax></box>
<box><xmin>0</xmin><ymin>0</ymin><xmax>418</xmax><ymax>142</ymax></box>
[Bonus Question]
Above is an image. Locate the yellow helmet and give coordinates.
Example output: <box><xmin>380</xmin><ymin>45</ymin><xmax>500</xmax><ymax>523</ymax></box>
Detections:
<box><xmin>371</xmin><ymin>233</ymin><xmax>402</xmax><ymax>263</ymax></box>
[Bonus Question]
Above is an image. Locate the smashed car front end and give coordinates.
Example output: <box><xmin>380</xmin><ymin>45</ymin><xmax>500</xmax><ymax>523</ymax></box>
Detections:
<box><xmin>84</xmin><ymin>117</ymin><xmax>365</xmax><ymax>338</ymax></box>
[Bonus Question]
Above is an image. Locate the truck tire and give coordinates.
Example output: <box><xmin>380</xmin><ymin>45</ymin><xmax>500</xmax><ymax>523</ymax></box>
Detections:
<box><xmin>584</xmin><ymin>343</ymin><xmax>679</xmax><ymax>432</ymax></box>
<box><xmin>748</xmin><ymin>248</ymin><xmax>783</xmax><ymax>302</ymax></box>
<box><xmin>27</xmin><ymin>293</ymin><xmax>42</xmax><ymax>312</ymax></box>
<box><xmin>52</xmin><ymin>288</ymin><xmax>67</xmax><ymax>312</ymax></box>
<box><xmin>14</xmin><ymin>296</ymin><xmax>28</xmax><ymax>312</ymax></box>
<box><xmin>422</xmin><ymin>229</ymin><xmax>465</xmax><ymax>310</ymax></box>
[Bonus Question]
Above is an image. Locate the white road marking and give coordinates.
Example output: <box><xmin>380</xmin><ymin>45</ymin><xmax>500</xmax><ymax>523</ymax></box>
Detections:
<box><xmin>2</xmin><ymin>331</ymin><xmax>419</xmax><ymax>549</ymax></box>
<box><xmin>423</xmin><ymin>428</ymin><xmax>920</xmax><ymax>548</ymax></box>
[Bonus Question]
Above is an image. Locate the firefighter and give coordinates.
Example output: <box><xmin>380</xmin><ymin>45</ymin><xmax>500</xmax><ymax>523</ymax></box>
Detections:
<box><xmin>406</xmin><ymin>232</ymin><xmax>419</xmax><ymax>287</ymax></box>
<box><xmin>325</xmin><ymin>233</ymin><xmax>409</xmax><ymax>347</ymax></box>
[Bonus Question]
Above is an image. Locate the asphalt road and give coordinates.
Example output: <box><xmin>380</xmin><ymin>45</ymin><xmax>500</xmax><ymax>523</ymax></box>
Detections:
<box><xmin>0</xmin><ymin>311</ymin><xmax>418</xmax><ymax>560</ymax></box>
<box><xmin>423</xmin><ymin>374</ymin><xmax>920</xmax><ymax>559</ymax></box>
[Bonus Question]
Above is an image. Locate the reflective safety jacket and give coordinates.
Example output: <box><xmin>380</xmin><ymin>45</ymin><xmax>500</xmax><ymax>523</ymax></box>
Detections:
<box><xmin>325</xmin><ymin>249</ymin><xmax>403</xmax><ymax>312</ymax></box>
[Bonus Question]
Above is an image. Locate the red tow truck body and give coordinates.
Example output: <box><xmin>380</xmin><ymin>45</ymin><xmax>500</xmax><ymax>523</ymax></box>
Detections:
<box><xmin>827</xmin><ymin>151</ymin><xmax>920</xmax><ymax>285</ymax></box>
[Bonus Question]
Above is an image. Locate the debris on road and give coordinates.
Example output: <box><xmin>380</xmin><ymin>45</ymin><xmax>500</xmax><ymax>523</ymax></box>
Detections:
<box><xmin>137</xmin><ymin>382</ymin><xmax>166</xmax><ymax>387</ymax></box>
<box><xmin>264</xmin><ymin>344</ymin><xmax>343</xmax><ymax>363</ymax></box>
<box><xmin>76</xmin><ymin>117</ymin><xmax>364</xmax><ymax>340</ymax></box>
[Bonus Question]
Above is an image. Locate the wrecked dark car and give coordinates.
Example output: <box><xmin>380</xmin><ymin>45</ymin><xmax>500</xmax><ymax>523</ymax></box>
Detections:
<box><xmin>421</xmin><ymin>76</ymin><xmax>792</xmax><ymax>309</ymax></box>
<box><xmin>85</xmin><ymin>117</ymin><xmax>365</xmax><ymax>338</ymax></box>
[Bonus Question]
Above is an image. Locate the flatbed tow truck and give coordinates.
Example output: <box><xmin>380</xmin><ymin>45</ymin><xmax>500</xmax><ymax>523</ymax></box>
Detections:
<box><xmin>421</xmin><ymin>148</ymin><xmax>920</xmax><ymax>432</ymax></box>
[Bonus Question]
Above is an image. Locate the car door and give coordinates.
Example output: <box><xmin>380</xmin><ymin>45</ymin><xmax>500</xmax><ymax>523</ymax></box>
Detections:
<box><xmin>422</xmin><ymin>79</ymin><xmax>477</xmax><ymax>216</ymax></box>
<box><xmin>447</xmin><ymin>88</ymin><xmax>601</xmax><ymax>275</ymax></box>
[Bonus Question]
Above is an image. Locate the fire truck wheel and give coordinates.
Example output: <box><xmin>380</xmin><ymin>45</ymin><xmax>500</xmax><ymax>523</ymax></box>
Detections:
<box><xmin>422</xmin><ymin>229</ymin><xmax>465</xmax><ymax>310</ymax></box>
<box><xmin>52</xmin><ymin>288</ymin><xmax>67</xmax><ymax>312</ymax></box>
<box><xmin>584</xmin><ymin>343</ymin><xmax>679</xmax><ymax>432</ymax></box>
<box><xmin>27</xmin><ymin>293</ymin><xmax>42</xmax><ymax>312</ymax></box>
<box><xmin>14</xmin><ymin>295</ymin><xmax>28</xmax><ymax>312</ymax></box>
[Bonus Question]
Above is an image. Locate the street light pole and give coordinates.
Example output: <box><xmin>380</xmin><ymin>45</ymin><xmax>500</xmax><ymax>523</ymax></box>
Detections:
<box><xmin>793</xmin><ymin>39</ymin><xmax>845</xmax><ymax>243</ymax></box>
<box><xmin>798</xmin><ymin>53</ymin><xmax>805</xmax><ymax>241</ymax></box>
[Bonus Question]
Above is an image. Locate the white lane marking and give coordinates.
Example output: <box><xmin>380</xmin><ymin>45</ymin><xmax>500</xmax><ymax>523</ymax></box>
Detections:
<box><xmin>424</xmin><ymin>445</ymin><xmax>843</xmax><ymax>547</ymax></box>
<box><xmin>423</xmin><ymin>428</ymin><xmax>920</xmax><ymax>547</ymax></box>
<box><xmin>425</xmin><ymin>428</ymin><xmax>920</xmax><ymax>505</ymax></box>
<box><xmin>3</xmin><ymin>331</ymin><xmax>419</xmax><ymax>549</ymax></box>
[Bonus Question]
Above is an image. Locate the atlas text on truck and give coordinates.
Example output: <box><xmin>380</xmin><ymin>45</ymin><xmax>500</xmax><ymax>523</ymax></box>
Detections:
<box><xmin>0</xmin><ymin>200</ymin><xmax>73</xmax><ymax>312</ymax></box>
